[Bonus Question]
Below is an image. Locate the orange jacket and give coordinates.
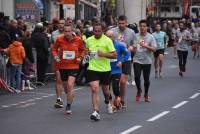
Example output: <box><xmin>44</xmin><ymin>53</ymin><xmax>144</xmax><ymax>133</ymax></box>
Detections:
<box><xmin>6</xmin><ymin>41</ymin><xmax>26</xmax><ymax>64</ymax></box>
<box><xmin>51</xmin><ymin>35</ymin><xmax>85</xmax><ymax>69</ymax></box>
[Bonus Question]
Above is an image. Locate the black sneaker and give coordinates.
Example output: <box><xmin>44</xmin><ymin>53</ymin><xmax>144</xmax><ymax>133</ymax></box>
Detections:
<box><xmin>179</xmin><ymin>72</ymin><xmax>183</xmax><ymax>77</ymax></box>
<box><xmin>54</xmin><ymin>99</ymin><xmax>64</xmax><ymax>108</ymax></box>
<box><xmin>65</xmin><ymin>106</ymin><xmax>72</xmax><ymax>114</ymax></box>
<box><xmin>90</xmin><ymin>111</ymin><xmax>100</xmax><ymax>121</ymax></box>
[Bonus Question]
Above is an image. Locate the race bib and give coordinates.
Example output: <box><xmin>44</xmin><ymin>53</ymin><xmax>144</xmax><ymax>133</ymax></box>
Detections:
<box><xmin>63</xmin><ymin>51</ymin><xmax>75</xmax><ymax>60</ymax></box>
<box><xmin>90</xmin><ymin>51</ymin><xmax>98</xmax><ymax>59</ymax></box>
<box><xmin>137</xmin><ymin>52</ymin><xmax>144</xmax><ymax>61</ymax></box>
<box><xmin>137</xmin><ymin>44</ymin><xmax>145</xmax><ymax>52</ymax></box>
<box><xmin>110</xmin><ymin>59</ymin><xmax>117</xmax><ymax>62</ymax></box>
<box><xmin>194</xmin><ymin>33</ymin><xmax>198</xmax><ymax>37</ymax></box>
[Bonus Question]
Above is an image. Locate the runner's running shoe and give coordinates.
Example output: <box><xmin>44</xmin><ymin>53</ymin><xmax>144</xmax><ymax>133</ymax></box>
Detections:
<box><xmin>90</xmin><ymin>111</ymin><xmax>100</xmax><ymax>121</ymax></box>
<box><xmin>65</xmin><ymin>105</ymin><xmax>72</xmax><ymax>114</ymax></box>
<box><xmin>120</xmin><ymin>101</ymin><xmax>127</xmax><ymax>109</ymax></box>
<box><xmin>144</xmin><ymin>96</ymin><xmax>151</xmax><ymax>102</ymax></box>
<box><xmin>155</xmin><ymin>71</ymin><xmax>158</xmax><ymax>78</ymax></box>
<box><xmin>106</xmin><ymin>103</ymin><xmax>113</xmax><ymax>114</ymax></box>
<box><xmin>54</xmin><ymin>98</ymin><xmax>64</xmax><ymax>108</ymax></box>
<box><xmin>113</xmin><ymin>97</ymin><xmax>121</xmax><ymax>110</ymax></box>
<box><xmin>136</xmin><ymin>95</ymin><xmax>141</xmax><ymax>102</ymax></box>
<box><xmin>179</xmin><ymin>72</ymin><xmax>183</xmax><ymax>77</ymax></box>
<box><xmin>136</xmin><ymin>90</ymin><xmax>142</xmax><ymax>102</ymax></box>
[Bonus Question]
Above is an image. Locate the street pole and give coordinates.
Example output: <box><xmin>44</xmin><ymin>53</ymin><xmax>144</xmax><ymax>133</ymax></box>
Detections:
<box><xmin>75</xmin><ymin>0</ymin><xmax>80</xmax><ymax>21</ymax></box>
<box><xmin>59</xmin><ymin>3</ymin><xmax>64</xmax><ymax>19</ymax></box>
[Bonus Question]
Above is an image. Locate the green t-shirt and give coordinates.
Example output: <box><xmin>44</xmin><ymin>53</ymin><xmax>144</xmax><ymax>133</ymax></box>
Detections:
<box><xmin>86</xmin><ymin>34</ymin><xmax>115</xmax><ymax>72</ymax></box>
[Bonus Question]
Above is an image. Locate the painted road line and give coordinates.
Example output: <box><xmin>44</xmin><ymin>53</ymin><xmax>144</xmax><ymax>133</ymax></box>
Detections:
<box><xmin>10</xmin><ymin>103</ymin><xmax>18</xmax><ymax>106</ymax></box>
<box><xmin>1</xmin><ymin>105</ymin><xmax>10</xmax><ymax>108</ymax></box>
<box><xmin>17</xmin><ymin>102</ymin><xmax>36</xmax><ymax>108</ymax></box>
<box><xmin>168</xmin><ymin>65</ymin><xmax>179</xmax><ymax>69</ymax></box>
<box><xmin>42</xmin><ymin>96</ymin><xmax>49</xmax><ymax>98</ymax></box>
<box><xmin>189</xmin><ymin>93</ymin><xmax>200</xmax><ymax>99</ymax></box>
<box><xmin>48</xmin><ymin>94</ymin><xmax>55</xmax><ymax>97</ymax></box>
<box><xmin>172</xmin><ymin>101</ymin><xmax>189</xmax><ymax>109</ymax></box>
<box><xmin>35</xmin><ymin>97</ymin><xmax>42</xmax><ymax>100</ymax></box>
<box><xmin>1</xmin><ymin>87</ymin><xmax>83</xmax><ymax>109</ymax></box>
<box><xmin>26</xmin><ymin>99</ymin><xmax>35</xmax><ymax>102</ymax></box>
<box><xmin>120</xmin><ymin>125</ymin><xmax>143</xmax><ymax>134</ymax></box>
<box><xmin>147</xmin><ymin>111</ymin><xmax>170</xmax><ymax>122</ymax></box>
<box><xmin>74</xmin><ymin>87</ymin><xmax>83</xmax><ymax>91</ymax></box>
<box><xmin>36</xmin><ymin>92</ymin><xmax>52</xmax><ymax>95</ymax></box>
<box><xmin>18</xmin><ymin>101</ymin><xmax>28</xmax><ymax>104</ymax></box>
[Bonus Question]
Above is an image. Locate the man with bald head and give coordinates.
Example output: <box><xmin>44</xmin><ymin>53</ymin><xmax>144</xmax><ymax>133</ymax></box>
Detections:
<box><xmin>106</xmin><ymin>30</ymin><xmax>129</xmax><ymax>111</ymax></box>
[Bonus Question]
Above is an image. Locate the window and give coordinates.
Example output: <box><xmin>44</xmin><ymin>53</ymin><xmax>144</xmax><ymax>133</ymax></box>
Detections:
<box><xmin>161</xmin><ymin>7</ymin><xmax>171</xmax><ymax>12</ymax></box>
<box><xmin>192</xmin><ymin>8</ymin><xmax>198</xmax><ymax>13</ymax></box>
<box><xmin>174</xmin><ymin>7</ymin><xmax>179</xmax><ymax>12</ymax></box>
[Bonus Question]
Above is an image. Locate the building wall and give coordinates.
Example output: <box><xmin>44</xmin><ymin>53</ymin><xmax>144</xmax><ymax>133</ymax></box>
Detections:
<box><xmin>117</xmin><ymin>0</ymin><xmax>146</xmax><ymax>24</ymax></box>
<box><xmin>0</xmin><ymin>0</ymin><xmax>15</xmax><ymax>19</ymax></box>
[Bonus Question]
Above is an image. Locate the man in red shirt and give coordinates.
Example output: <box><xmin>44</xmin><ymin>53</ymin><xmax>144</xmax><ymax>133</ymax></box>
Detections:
<box><xmin>52</xmin><ymin>25</ymin><xmax>85</xmax><ymax>114</ymax></box>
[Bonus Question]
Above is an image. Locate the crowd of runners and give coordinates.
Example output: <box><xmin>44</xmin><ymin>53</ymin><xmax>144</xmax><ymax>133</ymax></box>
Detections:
<box><xmin>0</xmin><ymin>13</ymin><xmax>199</xmax><ymax>121</ymax></box>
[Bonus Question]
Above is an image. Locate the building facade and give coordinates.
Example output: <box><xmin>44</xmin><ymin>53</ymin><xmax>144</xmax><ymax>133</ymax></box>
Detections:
<box><xmin>116</xmin><ymin>0</ymin><xmax>147</xmax><ymax>24</ymax></box>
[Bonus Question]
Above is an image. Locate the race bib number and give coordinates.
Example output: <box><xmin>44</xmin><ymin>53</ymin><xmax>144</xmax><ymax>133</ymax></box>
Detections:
<box><xmin>90</xmin><ymin>51</ymin><xmax>98</xmax><ymax>59</ymax></box>
<box><xmin>63</xmin><ymin>51</ymin><xmax>75</xmax><ymax>60</ymax></box>
<box><xmin>110</xmin><ymin>59</ymin><xmax>117</xmax><ymax>62</ymax></box>
<box><xmin>137</xmin><ymin>44</ymin><xmax>145</xmax><ymax>52</ymax></box>
<box><xmin>137</xmin><ymin>52</ymin><xmax>144</xmax><ymax>61</ymax></box>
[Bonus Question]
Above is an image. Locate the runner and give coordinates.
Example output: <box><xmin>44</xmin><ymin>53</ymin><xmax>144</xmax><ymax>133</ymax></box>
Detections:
<box><xmin>86</xmin><ymin>23</ymin><xmax>117</xmax><ymax>121</ymax></box>
<box><xmin>111</xmin><ymin>15</ymin><xmax>136</xmax><ymax>108</ymax></box>
<box><xmin>172</xmin><ymin>22</ymin><xmax>179</xmax><ymax>58</ymax></box>
<box><xmin>51</xmin><ymin>25</ymin><xmax>85</xmax><ymax>114</ymax></box>
<box><xmin>131</xmin><ymin>19</ymin><xmax>156</xmax><ymax>102</ymax></box>
<box><xmin>152</xmin><ymin>23</ymin><xmax>168</xmax><ymax>78</ymax></box>
<box><xmin>51</xmin><ymin>19</ymin><xmax>65</xmax><ymax>108</ymax></box>
<box><xmin>191</xmin><ymin>22</ymin><xmax>200</xmax><ymax>58</ymax></box>
<box><xmin>106</xmin><ymin>30</ymin><xmax>129</xmax><ymax>111</ymax></box>
<box><xmin>176</xmin><ymin>21</ymin><xmax>192</xmax><ymax>77</ymax></box>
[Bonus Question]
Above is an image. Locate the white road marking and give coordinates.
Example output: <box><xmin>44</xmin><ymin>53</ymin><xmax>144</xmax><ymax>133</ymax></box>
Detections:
<box><xmin>189</xmin><ymin>93</ymin><xmax>200</xmax><ymax>99</ymax></box>
<box><xmin>26</xmin><ymin>99</ymin><xmax>35</xmax><ymax>102</ymax></box>
<box><xmin>147</xmin><ymin>111</ymin><xmax>170</xmax><ymax>122</ymax></box>
<box><xmin>35</xmin><ymin>97</ymin><xmax>42</xmax><ymax>100</ymax></box>
<box><xmin>168</xmin><ymin>65</ymin><xmax>179</xmax><ymax>69</ymax></box>
<box><xmin>48</xmin><ymin>94</ymin><xmax>55</xmax><ymax>97</ymax></box>
<box><xmin>10</xmin><ymin>103</ymin><xmax>18</xmax><ymax>106</ymax></box>
<box><xmin>42</xmin><ymin>96</ymin><xmax>49</xmax><ymax>98</ymax></box>
<box><xmin>120</xmin><ymin>125</ymin><xmax>142</xmax><ymax>134</ymax></box>
<box><xmin>164</xmin><ymin>52</ymin><xmax>169</xmax><ymax>55</ymax></box>
<box><xmin>18</xmin><ymin>101</ymin><xmax>27</xmax><ymax>104</ymax></box>
<box><xmin>1</xmin><ymin>105</ymin><xmax>10</xmax><ymax>108</ymax></box>
<box><xmin>18</xmin><ymin>102</ymin><xmax>36</xmax><ymax>108</ymax></box>
<box><xmin>1</xmin><ymin>87</ymin><xmax>84</xmax><ymax>108</ymax></box>
<box><xmin>172</xmin><ymin>101</ymin><xmax>189</xmax><ymax>109</ymax></box>
<box><xmin>74</xmin><ymin>87</ymin><xmax>83</xmax><ymax>91</ymax></box>
<box><xmin>36</xmin><ymin>92</ymin><xmax>51</xmax><ymax>95</ymax></box>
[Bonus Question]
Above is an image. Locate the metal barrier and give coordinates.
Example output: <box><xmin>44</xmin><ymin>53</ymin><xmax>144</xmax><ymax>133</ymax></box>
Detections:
<box><xmin>0</xmin><ymin>52</ymin><xmax>16</xmax><ymax>93</ymax></box>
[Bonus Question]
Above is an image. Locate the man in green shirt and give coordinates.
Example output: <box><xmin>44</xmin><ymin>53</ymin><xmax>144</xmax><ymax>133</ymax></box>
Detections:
<box><xmin>86</xmin><ymin>23</ymin><xmax>117</xmax><ymax>121</ymax></box>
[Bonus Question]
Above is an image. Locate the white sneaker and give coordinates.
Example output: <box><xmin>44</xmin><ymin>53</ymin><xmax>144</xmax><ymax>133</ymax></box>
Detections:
<box><xmin>14</xmin><ymin>89</ymin><xmax>21</xmax><ymax>93</ymax></box>
<box><xmin>159</xmin><ymin>72</ymin><xmax>163</xmax><ymax>78</ymax></box>
<box><xmin>65</xmin><ymin>106</ymin><xmax>72</xmax><ymax>114</ymax></box>
<box><xmin>106</xmin><ymin>103</ymin><xmax>113</xmax><ymax>114</ymax></box>
<box><xmin>90</xmin><ymin>111</ymin><xmax>100</xmax><ymax>121</ymax></box>
<box><xmin>126</xmin><ymin>81</ymin><xmax>130</xmax><ymax>85</ymax></box>
<box><xmin>131</xmin><ymin>81</ymin><xmax>136</xmax><ymax>85</ymax></box>
<box><xmin>155</xmin><ymin>71</ymin><xmax>158</xmax><ymax>78</ymax></box>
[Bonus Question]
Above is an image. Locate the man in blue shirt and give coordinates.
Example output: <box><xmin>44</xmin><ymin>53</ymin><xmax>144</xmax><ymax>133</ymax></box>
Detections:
<box><xmin>152</xmin><ymin>23</ymin><xmax>168</xmax><ymax>78</ymax></box>
<box><xmin>106</xmin><ymin>30</ymin><xmax>129</xmax><ymax>111</ymax></box>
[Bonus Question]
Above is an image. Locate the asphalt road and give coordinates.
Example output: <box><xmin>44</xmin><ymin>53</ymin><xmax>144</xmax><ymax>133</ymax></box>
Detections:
<box><xmin>0</xmin><ymin>48</ymin><xmax>200</xmax><ymax>134</ymax></box>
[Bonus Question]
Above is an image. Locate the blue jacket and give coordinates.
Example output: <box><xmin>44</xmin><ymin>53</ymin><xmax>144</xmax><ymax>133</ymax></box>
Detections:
<box><xmin>110</xmin><ymin>40</ymin><xmax>129</xmax><ymax>74</ymax></box>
